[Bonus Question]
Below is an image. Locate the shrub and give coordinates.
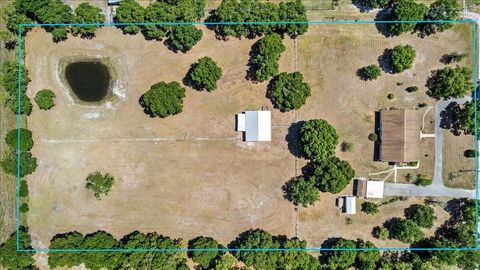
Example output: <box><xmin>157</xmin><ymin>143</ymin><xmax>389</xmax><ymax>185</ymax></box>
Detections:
<box><xmin>85</xmin><ymin>171</ymin><xmax>115</xmax><ymax>199</ymax></box>
<box><xmin>7</xmin><ymin>93</ymin><xmax>33</xmax><ymax>115</ymax></box>
<box><xmin>312</xmin><ymin>157</ymin><xmax>355</xmax><ymax>194</ymax></box>
<box><xmin>187</xmin><ymin>57</ymin><xmax>223</xmax><ymax>91</ymax></box>
<box><xmin>140</xmin><ymin>81</ymin><xmax>186</xmax><ymax>118</ymax></box>
<box><xmin>387</xmin><ymin>93</ymin><xmax>395</xmax><ymax>100</ymax></box>
<box><xmin>368</xmin><ymin>133</ymin><xmax>378</xmax><ymax>141</ymax></box>
<box><xmin>405</xmin><ymin>204</ymin><xmax>437</xmax><ymax>228</ymax></box>
<box><xmin>249</xmin><ymin>33</ymin><xmax>285</xmax><ymax>82</ymax></box>
<box><xmin>415</xmin><ymin>175</ymin><xmax>432</xmax><ymax>186</ymax></box>
<box><xmin>283</xmin><ymin>177</ymin><xmax>319</xmax><ymax>207</ymax></box>
<box><xmin>405</xmin><ymin>86</ymin><xmax>418</xmax><ymax>93</ymax></box>
<box><xmin>5</xmin><ymin>128</ymin><xmax>33</xmax><ymax>152</ymax></box>
<box><xmin>268</xmin><ymin>72</ymin><xmax>311</xmax><ymax>112</ymax></box>
<box><xmin>358</xmin><ymin>65</ymin><xmax>381</xmax><ymax>80</ymax></box>
<box><xmin>361</xmin><ymin>201</ymin><xmax>379</xmax><ymax>215</ymax></box>
<box><xmin>299</xmin><ymin>119</ymin><xmax>339</xmax><ymax>162</ymax></box>
<box><xmin>19</xmin><ymin>180</ymin><xmax>29</xmax><ymax>197</ymax></box>
<box><xmin>390</xmin><ymin>45</ymin><xmax>416</xmax><ymax>73</ymax></box>
<box><xmin>372</xmin><ymin>226</ymin><xmax>389</xmax><ymax>240</ymax></box>
<box><xmin>341</xmin><ymin>141</ymin><xmax>354</xmax><ymax>152</ymax></box>
<box><xmin>20</xmin><ymin>203</ymin><xmax>29</xmax><ymax>213</ymax></box>
<box><xmin>464</xmin><ymin>149</ymin><xmax>476</xmax><ymax>158</ymax></box>
<box><xmin>34</xmin><ymin>89</ymin><xmax>56</xmax><ymax>110</ymax></box>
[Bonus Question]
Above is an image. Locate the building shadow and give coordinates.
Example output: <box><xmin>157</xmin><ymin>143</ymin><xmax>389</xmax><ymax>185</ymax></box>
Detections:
<box><xmin>373</xmin><ymin>111</ymin><xmax>381</xmax><ymax>161</ymax></box>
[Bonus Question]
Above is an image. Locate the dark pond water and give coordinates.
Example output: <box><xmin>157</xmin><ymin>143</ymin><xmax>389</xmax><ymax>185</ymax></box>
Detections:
<box><xmin>65</xmin><ymin>61</ymin><xmax>110</xmax><ymax>102</ymax></box>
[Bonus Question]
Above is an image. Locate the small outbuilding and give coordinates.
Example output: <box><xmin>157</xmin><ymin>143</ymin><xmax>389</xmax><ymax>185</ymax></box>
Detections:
<box><xmin>344</xmin><ymin>196</ymin><xmax>356</xmax><ymax>215</ymax></box>
<box><xmin>353</xmin><ymin>179</ymin><xmax>367</xmax><ymax>197</ymax></box>
<box><xmin>379</xmin><ymin>110</ymin><xmax>420</xmax><ymax>163</ymax></box>
<box><xmin>236</xmin><ymin>111</ymin><xmax>271</xmax><ymax>142</ymax></box>
<box><xmin>366</xmin><ymin>180</ymin><xmax>384</xmax><ymax>199</ymax></box>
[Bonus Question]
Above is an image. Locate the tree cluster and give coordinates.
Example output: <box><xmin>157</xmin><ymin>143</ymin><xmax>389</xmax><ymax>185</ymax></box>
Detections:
<box><xmin>1</xmin><ymin>61</ymin><xmax>32</xmax><ymax>115</ymax></box>
<box><xmin>0</xmin><ymin>227</ymin><xmax>35</xmax><ymax>270</ymax></box>
<box><xmin>322</xmin><ymin>238</ymin><xmax>381</xmax><ymax>270</ymax></box>
<box><xmin>140</xmin><ymin>81</ymin><xmax>186</xmax><ymax>118</ymax></box>
<box><xmin>268</xmin><ymin>72</ymin><xmax>311</xmax><ymax>112</ymax></box>
<box><xmin>1</xmin><ymin>128</ymin><xmax>37</xmax><ymax>177</ymax></box>
<box><xmin>115</xmin><ymin>0</ymin><xmax>205</xmax><ymax>52</ymax></box>
<box><xmin>427</xmin><ymin>66</ymin><xmax>473</xmax><ymax>99</ymax></box>
<box><xmin>208</xmin><ymin>0</ymin><xmax>308</xmax><ymax>39</ymax></box>
<box><xmin>249</xmin><ymin>33</ymin><xmax>286</xmax><ymax>82</ymax></box>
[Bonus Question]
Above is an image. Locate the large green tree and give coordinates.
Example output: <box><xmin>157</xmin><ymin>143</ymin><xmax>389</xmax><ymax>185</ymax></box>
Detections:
<box><xmin>86</xmin><ymin>171</ymin><xmax>115</xmax><ymax>200</ymax></box>
<box><xmin>48</xmin><ymin>232</ymin><xmax>85</xmax><ymax>268</ymax></box>
<box><xmin>230</xmin><ymin>229</ymin><xmax>280</xmax><ymax>270</ymax></box>
<box><xmin>140</xmin><ymin>81</ymin><xmax>186</xmax><ymax>118</ymax></box>
<box><xmin>390</xmin><ymin>45</ymin><xmax>416</xmax><ymax>73</ymax></box>
<box><xmin>386</xmin><ymin>218</ymin><xmax>424</xmax><ymax>244</ymax></box>
<box><xmin>277</xmin><ymin>0</ymin><xmax>308</xmax><ymax>38</ymax></box>
<box><xmin>167</xmin><ymin>25</ymin><xmax>203</xmax><ymax>53</ymax></box>
<box><xmin>1</xmin><ymin>61</ymin><xmax>30</xmax><ymax>96</ymax></box>
<box><xmin>325</xmin><ymin>238</ymin><xmax>357</xmax><ymax>270</ymax></box>
<box><xmin>268</xmin><ymin>72</ymin><xmax>311</xmax><ymax>112</ymax></box>
<box><xmin>422</xmin><ymin>0</ymin><xmax>460</xmax><ymax>35</ymax></box>
<box><xmin>5</xmin><ymin>128</ymin><xmax>33</xmax><ymax>152</ymax></box>
<box><xmin>249</xmin><ymin>33</ymin><xmax>285</xmax><ymax>82</ymax></box>
<box><xmin>187</xmin><ymin>57</ymin><xmax>223</xmax><ymax>91</ymax></box>
<box><xmin>143</xmin><ymin>1</ymin><xmax>175</xmax><ymax>40</ymax></box>
<box><xmin>457</xmin><ymin>100</ymin><xmax>479</xmax><ymax>136</ymax></box>
<box><xmin>1</xmin><ymin>151</ymin><xmax>37</xmax><ymax>177</ymax></box>
<box><xmin>405</xmin><ymin>204</ymin><xmax>436</xmax><ymax>228</ymax></box>
<box><xmin>81</xmin><ymin>231</ymin><xmax>122</xmax><ymax>270</ymax></box>
<box><xmin>283</xmin><ymin>176</ymin><xmax>319</xmax><ymax>207</ymax></box>
<box><xmin>388</xmin><ymin>0</ymin><xmax>428</xmax><ymax>36</ymax></box>
<box><xmin>188</xmin><ymin>236</ymin><xmax>220</xmax><ymax>269</ymax></box>
<box><xmin>427</xmin><ymin>66</ymin><xmax>473</xmax><ymax>99</ymax></box>
<box><xmin>356</xmin><ymin>240</ymin><xmax>381</xmax><ymax>270</ymax></box>
<box><xmin>299</xmin><ymin>119</ymin><xmax>339</xmax><ymax>162</ymax></box>
<box><xmin>71</xmin><ymin>3</ymin><xmax>105</xmax><ymax>38</ymax></box>
<box><xmin>0</xmin><ymin>227</ymin><xmax>35</xmax><ymax>270</ymax></box>
<box><xmin>35</xmin><ymin>0</ymin><xmax>75</xmax><ymax>42</ymax></box>
<box><xmin>114</xmin><ymin>0</ymin><xmax>145</xmax><ymax>34</ymax></box>
<box><xmin>312</xmin><ymin>157</ymin><xmax>355</xmax><ymax>194</ymax></box>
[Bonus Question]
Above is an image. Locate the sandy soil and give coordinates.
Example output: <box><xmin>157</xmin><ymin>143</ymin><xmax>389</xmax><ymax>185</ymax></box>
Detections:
<box><xmin>24</xmin><ymin>22</ymin><xmax>473</xmax><ymax>250</ymax></box>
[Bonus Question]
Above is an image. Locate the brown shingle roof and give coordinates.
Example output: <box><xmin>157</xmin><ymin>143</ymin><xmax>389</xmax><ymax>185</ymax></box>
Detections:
<box><xmin>379</xmin><ymin>110</ymin><xmax>420</xmax><ymax>162</ymax></box>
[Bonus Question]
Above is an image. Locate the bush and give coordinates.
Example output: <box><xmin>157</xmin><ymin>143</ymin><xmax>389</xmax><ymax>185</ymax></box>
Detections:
<box><xmin>464</xmin><ymin>149</ymin><xmax>476</xmax><ymax>158</ymax></box>
<box><xmin>268</xmin><ymin>72</ymin><xmax>311</xmax><ymax>112</ymax></box>
<box><xmin>341</xmin><ymin>141</ymin><xmax>354</xmax><ymax>152</ymax></box>
<box><xmin>372</xmin><ymin>226</ymin><xmax>389</xmax><ymax>240</ymax></box>
<box><xmin>19</xmin><ymin>203</ymin><xmax>29</xmax><ymax>213</ymax></box>
<box><xmin>358</xmin><ymin>65</ymin><xmax>381</xmax><ymax>80</ymax></box>
<box><xmin>390</xmin><ymin>45</ymin><xmax>416</xmax><ymax>73</ymax></box>
<box><xmin>361</xmin><ymin>201</ymin><xmax>379</xmax><ymax>215</ymax></box>
<box><xmin>283</xmin><ymin>177</ymin><xmax>319</xmax><ymax>207</ymax></box>
<box><xmin>0</xmin><ymin>151</ymin><xmax>37</xmax><ymax>177</ymax></box>
<box><xmin>368</xmin><ymin>133</ymin><xmax>378</xmax><ymax>141</ymax></box>
<box><xmin>387</xmin><ymin>93</ymin><xmax>395</xmax><ymax>100</ymax></box>
<box><xmin>418</xmin><ymin>102</ymin><xmax>427</xmax><ymax>108</ymax></box>
<box><xmin>188</xmin><ymin>236</ymin><xmax>220</xmax><ymax>269</ymax></box>
<box><xmin>187</xmin><ymin>57</ymin><xmax>222</xmax><ymax>91</ymax></box>
<box><xmin>5</xmin><ymin>128</ymin><xmax>33</xmax><ymax>152</ymax></box>
<box><xmin>34</xmin><ymin>89</ymin><xmax>56</xmax><ymax>110</ymax></box>
<box><xmin>405</xmin><ymin>86</ymin><xmax>418</xmax><ymax>93</ymax></box>
<box><xmin>405</xmin><ymin>204</ymin><xmax>437</xmax><ymax>228</ymax></box>
<box><xmin>299</xmin><ymin>119</ymin><xmax>338</xmax><ymax>162</ymax></box>
<box><xmin>249</xmin><ymin>33</ymin><xmax>285</xmax><ymax>82</ymax></box>
<box><xmin>415</xmin><ymin>175</ymin><xmax>432</xmax><ymax>186</ymax></box>
<box><xmin>167</xmin><ymin>25</ymin><xmax>203</xmax><ymax>53</ymax></box>
<box><xmin>19</xmin><ymin>180</ymin><xmax>29</xmax><ymax>197</ymax></box>
<box><xmin>85</xmin><ymin>171</ymin><xmax>115</xmax><ymax>199</ymax></box>
<box><xmin>427</xmin><ymin>66</ymin><xmax>473</xmax><ymax>99</ymax></box>
<box><xmin>441</xmin><ymin>52</ymin><xmax>467</xmax><ymax>64</ymax></box>
<box><xmin>140</xmin><ymin>81</ymin><xmax>186</xmax><ymax>118</ymax></box>
<box><xmin>313</xmin><ymin>157</ymin><xmax>355</xmax><ymax>194</ymax></box>
<box><xmin>6</xmin><ymin>93</ymin><xmax>33</xmax><ymax>115</ymax></box>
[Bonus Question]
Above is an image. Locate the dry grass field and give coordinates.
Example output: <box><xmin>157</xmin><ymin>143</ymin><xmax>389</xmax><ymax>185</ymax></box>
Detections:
<box><xmin>23</xmin><ymin>20</ymin><xmax>473</xmax><ymax>251</ymax></box>
<box><xmin>443</xmin><ymin>131</ymin><xmax>476</xmax><ymax>189</ymax></box>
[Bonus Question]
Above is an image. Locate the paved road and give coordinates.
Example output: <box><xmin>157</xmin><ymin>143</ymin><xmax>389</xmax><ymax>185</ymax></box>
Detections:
<box><xmin>384</xmin><ymin>183</ymin><xmax>475</xmax><ymax>198</ymax></box>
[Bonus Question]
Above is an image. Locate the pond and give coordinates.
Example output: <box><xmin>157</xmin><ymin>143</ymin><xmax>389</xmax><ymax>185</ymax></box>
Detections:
<box><xmin>65</xmin><ymin>61</ymin><xmax>110</xmax><ymax>102</ymax></box>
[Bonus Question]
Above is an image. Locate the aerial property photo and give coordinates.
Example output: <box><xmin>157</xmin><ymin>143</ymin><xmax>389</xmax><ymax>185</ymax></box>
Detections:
<box><xmin>0</xmin><ymin>0</ymin><xmax>479</xmax><ymax>269</ymax></box>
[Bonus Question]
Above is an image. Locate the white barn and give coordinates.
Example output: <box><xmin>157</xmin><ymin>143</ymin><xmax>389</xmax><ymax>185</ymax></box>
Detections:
<box><xmin>237</xmin><ymin>111</ymin><xmax>271</xmax><ymax>142</ymax></box>
<box><xmin>366</xmin><ymin>181</ymin><xmax>384</xmax><ymax>199</ymax></box>
<box><xmin>344</xmin><ymin>196</ymin><xmax>356</xmax><ymax>215</ymax></box>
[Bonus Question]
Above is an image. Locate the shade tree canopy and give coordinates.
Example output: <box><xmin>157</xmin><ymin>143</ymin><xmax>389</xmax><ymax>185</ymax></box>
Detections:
<box><xmin>390</xmin><ymin>44</ymin><xmax>416</xmax><ymax>73</ymax></box>
<box><xmin>249</xmin><ymin>33</ymin><xmax>285</xmax><ymax>82</ymax></box>
<box><xmin>0</xmin><ymin>227</ymin><xmax>35</xmax><ymax>270</ymax></box>
<box><xmin>86</xmin><ymin>171</ymin><xmax>115</xmax><ymax>200</ymax></box>
<box><xmin>268</xmin><ymin>72</ymin><xmax>311</xmax><ymax>112</ymax></box>
<box><xmin>422</xmin><ymin>0</ymin><xmax>460</xmax><ymax>35</ymax></box>
<box><xmin>5</xmin><ymin>128</ymin><xmax>33</xmax><ymax>152</ymax></box>
<box><xmin>1</xmin><ymin>151</ymin><xmax>37</xmax><ymax>177</ymax></box>
<box><xmin>427</xmin><ymin>66</ymin><xmax>473</xmax><ymax>99</ymax></box>
<box><xmin>387</xmin><ymin>0</ymin><xmax>428</xmax><ymax>36</ymax></box>
<box><xmin>457</xmin><ymin>100</ymin><xmax>479</xmax><ymax>135</ymax></box>
<box><xmin>404</xmin><ymin>204</ymin><xmax>437</xmax><ymax>228</ymax></box>
<box><xmin>140</xmin><ymin>81</ymin><xmax>186</xmax><ymax>118</ymax></box>
<box><xmin>71</xmin><ymin>3</ymin><xmax>105</xmax><ymax>38</ymax></box>
<box><xmin>188</xmin><ymin>236</ymin><xmax>221</xmax><ymax>269</ymax></box>
<box><xmin>167</xmin><ymin>25</ymin><xmax>203</xmax><ymax>53</ymax></box>
<box><xmin>299</xmin><ymin>119</ymin><xmax>339</xmax><ymax>162</ymax></box>
<box><xmin>312</xmin><ymin>157</ymin><xmax>355</xmax><ymax>194</ymax></box>
<box><xmin>384</xmin><ymin>217</ymin><xmax>425</xmax><ymax>243</ymax></box>
<box><xmin>186</xmin><ymin>57</ymin><xmax>223</xmax><ymax>91</ymax></box>
<box><xmin>114</xmin><ymin>0</ymin><xmax>145</xmax><ymax>34</ymax></box>
<box><xmin>283</xmin><ymin>176</ymin><xmax>319</xmax><ymax>207</ymax></box>
<box><xmin>324</xmin><ymin>238</ymin><xmax>357</xmax><ymax>270</ymax></box>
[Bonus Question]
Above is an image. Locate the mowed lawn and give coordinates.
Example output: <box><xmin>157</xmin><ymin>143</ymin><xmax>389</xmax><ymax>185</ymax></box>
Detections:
<box><xmin>24</xmin><ymin>22</ymin><xmax>473</xmax><ymax>248</ymax></box>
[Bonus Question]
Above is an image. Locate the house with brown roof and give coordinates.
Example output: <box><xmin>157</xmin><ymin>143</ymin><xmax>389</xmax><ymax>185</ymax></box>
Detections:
<box><xmin>378</xmin><ymin>110</ymin><xmax>420</xmax><ymax>163</ymax></box>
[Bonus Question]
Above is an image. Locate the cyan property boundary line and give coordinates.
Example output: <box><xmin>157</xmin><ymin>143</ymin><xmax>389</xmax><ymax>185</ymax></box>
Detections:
<box><xmin>15</xmin><ymin>19</ymin><xmax>479</xmax><ymax>252</ymax></box>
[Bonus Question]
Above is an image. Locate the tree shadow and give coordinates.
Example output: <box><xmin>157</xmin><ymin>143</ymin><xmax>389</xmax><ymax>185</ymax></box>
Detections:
<box><xmin>182</xmin><ymin>62</ymin><xmax>202</xmax><ymax>91</ymax></box>
<box><xmin>285</xmin><ymin>121</ymin><xmax>304</xmax><ymax>158</ymax></box>
<box><xmin>377</xmin><ymin>48</ymin><xmax>394</xmax><ymax>74</ymax></box>
<box><xmin>138</xmin><ymin>94</ymin><xmax>155</xmax><ymax>118</ymax></box>
<box><xmin>403</xmin><ymin>204</ymin><xmax>420</xmax><ymax>219</ymax></box>
<box><xmin>352</xmin><ymin>0</ymin><xmax>376</xmax><ymax>12</ymax></box>
<box><xmin>439</xmin><ymin>102</ymin><xmax>461</xmax><ymax>135</ymax></box>
<box><xmin>245</xmin><ymin>41</ymin><xmax>260</xmax><ymax>81</ymax></box>
<box><xmin>374</xmin><ymin>8</ymin><xmax>394</xmax><ymax>37</ymax></box>
<box><xmin>281</xmin><ymin>176</ymin><xmax>302</xmax><ymax>204</ymax></box>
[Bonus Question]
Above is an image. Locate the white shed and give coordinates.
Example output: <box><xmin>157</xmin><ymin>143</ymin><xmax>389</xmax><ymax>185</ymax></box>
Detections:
<box><xmin>344</xmin><ymin>196</ymin><xmax>356</xmax><ymax>215</ymax></box>
<box><xmin>366</xmin><ymin>181</ymin><xmax>385</xmax><ymax>199</ymax></box>
<box><xmin>237</xmin><ymin>111</ymin><xmax>271</xmax><ymax>142</ymax></box>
